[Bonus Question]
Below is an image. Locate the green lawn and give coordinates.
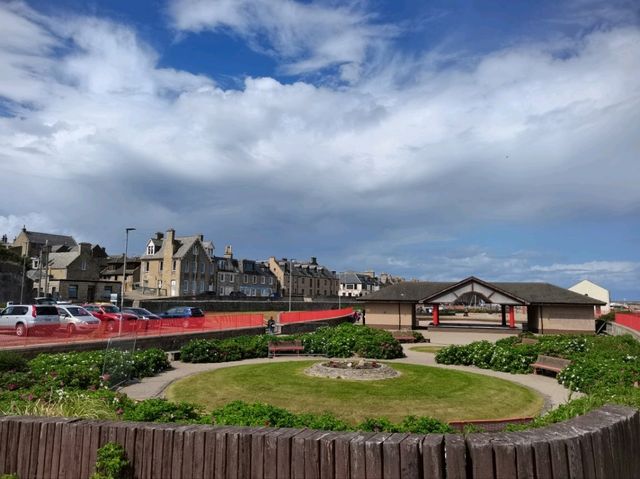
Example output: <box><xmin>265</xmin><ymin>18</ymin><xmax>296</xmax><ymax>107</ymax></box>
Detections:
<box><xmin>410</xmin><ymin>345</ymin><xmax>444</xmax><ymax>353</ymax></box>
<box><xmin>166</xmin><ymin>361</ymin><xmax>543</xmax><ymax>423</ymax></box>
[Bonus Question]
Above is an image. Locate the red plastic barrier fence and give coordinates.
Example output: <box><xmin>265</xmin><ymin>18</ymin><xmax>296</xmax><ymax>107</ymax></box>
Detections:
<box><xmin>615</xmin><ymin>312</ymin><xmax>640</xmax><ymax>332</ymax></box>
<box><xmin>279</xmin><ymin>307</ymin><xmax>354</xmax><ymax>324</ymax></box>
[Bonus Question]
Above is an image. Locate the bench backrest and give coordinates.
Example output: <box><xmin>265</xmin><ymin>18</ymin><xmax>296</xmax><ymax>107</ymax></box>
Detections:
<box><xmin>269</xmin><ymin>340</ymin><xmax>302</xmax><ymax>347</ymax></box>
<box><xmin>535</xmin><ymin>354</ymin><xmax>571</xmax><ymax>369</ymax></box>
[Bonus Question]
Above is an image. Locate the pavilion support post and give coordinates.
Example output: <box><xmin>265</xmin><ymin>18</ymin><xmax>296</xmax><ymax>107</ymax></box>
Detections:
<box><xmin>432</xmin><ymin>304</ymin><xmax>439</xmax><ymax>326</ymax></box>
<box><xmin>509</xmin><ymin>306</ymin><xmax>516</xmax><ymax>328</ymax></box>
<box><xmin>501</xmin><ymin>305</ymin><xmax>507</xmax><ymax>327</ymax></box>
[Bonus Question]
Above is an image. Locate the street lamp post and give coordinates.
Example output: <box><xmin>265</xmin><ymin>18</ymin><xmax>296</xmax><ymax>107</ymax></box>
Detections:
<box><xmin>119</xmin><ymin>227</ymin><xmax>136</xmax><ymax>336</ymax></box>
<box><xmin>288</xmin><ymin>259</ymin><xmax>293</xmax><ymax>312</ymax></box>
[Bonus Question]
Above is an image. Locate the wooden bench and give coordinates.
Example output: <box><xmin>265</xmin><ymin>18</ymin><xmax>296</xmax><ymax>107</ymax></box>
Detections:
<box><xmin>268</xmin><ymin>340</ymin><xmax>304</xmax><ymax>358</ymax></box>
<box><xmin>391</xmin><ymin>330</ymin><xmax>430</xmax><ymax>344</ymax></box>
<box><xmin>531</xmin><ymin>355</ymin><xmax>571</xmax><ymax>376</ymax></box>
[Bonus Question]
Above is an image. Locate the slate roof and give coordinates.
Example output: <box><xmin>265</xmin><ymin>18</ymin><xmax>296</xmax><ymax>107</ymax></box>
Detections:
<box><xmin>339</xmin><ymin>272</ymin><xmax>382</xmax><ymax>287</ymax></box>
<box><xmin>361</xmin><ymin>277</ymin><xmax>605</xmax><ymax>305</ymax></box>
<box><xmin>47</xmin><ymin>252</ymin><xmax>80</xmax><ymax>269</ymax></box>
<box><xmin>141</xmin><ymin>235</ymin><xmax>209</xmax><ymax>261</ymax></box>
<box><xmin>274</xmin><ymin>259</ymin><xmax>337</xmax><ymax>280</ymax></box>
<box><xmin>23</xmin><ymin>231</ymin><xmax>77</xmax><ymax>247</ymax></box>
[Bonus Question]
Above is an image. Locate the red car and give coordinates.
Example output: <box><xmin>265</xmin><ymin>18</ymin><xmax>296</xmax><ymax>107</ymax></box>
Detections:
<box><xmin>83</xmin><ymin>303</ymin><xmax>138</xmax><ymax>332</ymax></box>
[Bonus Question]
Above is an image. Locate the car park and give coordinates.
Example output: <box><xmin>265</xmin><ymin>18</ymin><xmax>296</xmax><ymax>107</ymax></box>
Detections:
<box><xmin>122</xmin><ymin>307</ymin><xmax>162</xmax><ymax>330</ymax></box>
<box><xmin>0</xmin><ymin>304</ymin><xmax>60</xmax><ymax>336</ymax></box>
<box><xmin>83</xmin><ymin>303</ymin><xmax>138</xmax><ymax>332</ymax></box>
<box><xmin>57</xmin><ymin>305</ymin><xmax>100</xmax><ymax>334</ymax></box>
<box><xmin>159</xmin><ymin>306</ymin><xmax>205</xmax><ymax>328</ymax></box>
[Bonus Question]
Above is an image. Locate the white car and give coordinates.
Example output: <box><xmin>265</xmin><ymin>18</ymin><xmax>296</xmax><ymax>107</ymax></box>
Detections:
<box><xmin>57</xmin><ymin>305</ymin><xmax>100</xmax><ymax>334</ymax></box>
<box><xmin>0</xmin><ymin>304</ymin><xmax>60</xmax><ymax>336</ymax></box>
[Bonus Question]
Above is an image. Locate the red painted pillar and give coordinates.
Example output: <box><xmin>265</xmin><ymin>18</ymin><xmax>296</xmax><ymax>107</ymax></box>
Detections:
<box><xmin>433</xmin><ymin>304</ymin><xmax>439</xmax><ymax>326</ymax></box>
<box><xmin>509</xmin><ymin>306</ymin><xmax>516</xmax><ymax>328</ymax></box>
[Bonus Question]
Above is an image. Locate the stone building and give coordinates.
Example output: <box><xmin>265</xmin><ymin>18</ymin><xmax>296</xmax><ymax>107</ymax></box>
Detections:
<box><xmin>267</xmin><ymin>257</ymin><xmax>338</xmax><ymax>299</ymax></box>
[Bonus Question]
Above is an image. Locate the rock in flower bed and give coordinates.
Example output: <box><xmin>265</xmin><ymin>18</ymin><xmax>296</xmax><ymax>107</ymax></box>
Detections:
<box><xmin>305</xmin><ymin>359</ymin><xmax>401</xmax><ymax>380</ymax></box>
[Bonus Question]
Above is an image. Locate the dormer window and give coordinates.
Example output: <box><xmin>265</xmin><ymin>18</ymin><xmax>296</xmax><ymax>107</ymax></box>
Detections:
<box><xmin>147</xmin><ymin>242</ymin><xmax>155</xmax><ymax>255</ymax></box>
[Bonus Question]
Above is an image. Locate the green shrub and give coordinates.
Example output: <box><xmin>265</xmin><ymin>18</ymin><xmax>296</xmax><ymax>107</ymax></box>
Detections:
<box><xmin>122</xmin><ymin>398</ymin><xmax>202</xmax><ymax>423</ymax></box>
<box><xmin>0</xmin><ymin>351</ymin><xmax>28</xmax><ymax>373</ymax></box>
<box><xmin>180</xmin><ymin>324</ymin><xmax>404</xmax><ymax>363</ymax></box>
<box><xmin>398</xmin><ymin>415</ymin><xmax>454</xmax><ymax>434</ymax></box>
<box><xmin>91</xmin><ymin>442</ymin><xmax>129</xmax><ymax>479</ymax></box>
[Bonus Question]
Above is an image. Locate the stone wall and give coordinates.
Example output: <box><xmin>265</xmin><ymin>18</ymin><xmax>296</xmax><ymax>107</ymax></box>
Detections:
<box><xmin>137</xmin><ymin>298</ymin><xmax>359</xmax><ymax>314</ymax></box>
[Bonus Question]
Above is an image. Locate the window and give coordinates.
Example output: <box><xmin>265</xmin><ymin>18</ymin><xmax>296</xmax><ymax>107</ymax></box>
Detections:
<box><xmin>269</xmin><ymin>277</ymin><xmax>273</xmax><ymax>285</ymax></box>
<box><xmin>200</xmin><ymin>280</ymin><xmax>205</xmax><ymax>292</ymax></box>
<box><xmin>346</xmin><ymin>284</ymin><xmax>354</xmax><ymax>289</ymax></box>
<box><xmin>200</xmin><ymin>263</ymin><xmax>204</xmax><ymax>274</ymax></box>
<box><xmin>183</xmin><ymin>281</ymin><xmax>189</xmax><ymax>292</ymax></box>
<box><xmin>229</xmin><ymin>275</ymin><xmax>234</xmax><ymax>283</ymax></box>
<box><xmin>147</xmin><ymin>244</ymin><xmax>155</xmax><ymax>255</ymax></box>
<box><xmin>68</xmin><ymin>285</ymin><xmax>78</xmax><ymax>299</ymax></box>
<box><xmin>81</xmin><ymin>259</ymin><xmax>87</xmax><ymax>271</ymax></box>
<box><xmin>185</xmin><ymin>261</ymin><xmax>190</xmax><ymax>272</ymax></box>
<box><xmin>159</xmin><ymin>261</ymin><xmax>163</xmax><ymax>271</ymax></box>
<box><xmin>193</xmin><ymin>261</ymin><xmax>197</xmax><ymax>273</ymax></box>
<box><xmin>244</xmin><ymin>274</ymin><xmax>248</xmax><ymax>283</ymax></box>
<box><xmin>193</xmin><ymin>246</ymin><xmax>199</xmax><ymax>256</ymax></box>
<box><xmin>144</xmin><ymin>262</ymin><xmax>149</xmax><ymax>272</ymax></box>
<box><xmin>261</xmin><ymin>276</ymin><xmax>265</xmax><ymax>284</ymax></box>
<box><xmin>105</xmin><ymin>286</ymin><xmax>112</xmax><ymax>294</ymax></box>
<box><xmin>219</xmin><ymin>273</ymin><xmax>224</xmax><ymax>282</ymax></box>
<box><xmin>172</xmin><ymin>260</ymin><xmax>177</xmax><ymax>271</ymax></box>
<box><xmin>252</xmin><ymin>276</ymin><xmax>257</xmax><ymax>284</ymax></box>
<box><xmin>192</xmin><ymin>280</ymin><xmax>196</xmax><ymax>292</ymax></box>
<box><xmin>218</xmin><ymin>260</ymin><xmax>225</xmax><ymax>269</ymax></box>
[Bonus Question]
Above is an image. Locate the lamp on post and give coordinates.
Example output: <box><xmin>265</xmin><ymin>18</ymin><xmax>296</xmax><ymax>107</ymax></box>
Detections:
<box><xmin>119</xmin><ymin>227</ymin><xmax>136</xmax><ymax>336</ymax></box>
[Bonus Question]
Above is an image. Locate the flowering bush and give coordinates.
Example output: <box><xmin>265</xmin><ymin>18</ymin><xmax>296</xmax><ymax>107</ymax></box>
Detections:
<box><xmin>180</xmin><ymin>324</ymin><xmax>404</xmax><ymax>363</ymax></box>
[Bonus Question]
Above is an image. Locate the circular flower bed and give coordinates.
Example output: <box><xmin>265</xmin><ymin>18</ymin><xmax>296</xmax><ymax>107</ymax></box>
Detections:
<box><xmin>305</xmin><ymin>359</ymin><xmax>400</xmax><ymax>380</ymax></box>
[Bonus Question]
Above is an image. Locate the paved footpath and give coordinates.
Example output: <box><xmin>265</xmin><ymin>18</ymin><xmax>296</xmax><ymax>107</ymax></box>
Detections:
<box><xmin>121</xmin><ymin>342</ymin><xmax>578</xmax><ymax>413</ymax></box>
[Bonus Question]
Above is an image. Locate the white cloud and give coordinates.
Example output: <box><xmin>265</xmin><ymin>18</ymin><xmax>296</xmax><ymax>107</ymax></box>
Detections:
<box><xmin>168</xmin><ymin>0</ymin><xmax>395</xmax><ymax>79</ymax></box>
<box><xmin>0</xmin><ymin>2</ymin><xmax>639</xmax><ymax>297</ymax></box>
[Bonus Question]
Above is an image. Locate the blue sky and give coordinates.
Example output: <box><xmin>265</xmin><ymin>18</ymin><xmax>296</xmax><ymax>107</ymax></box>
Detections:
<box><xmin>0</xmin><ymin>0</ymin><xmax>639</xmax><ymax>298</ymax></box>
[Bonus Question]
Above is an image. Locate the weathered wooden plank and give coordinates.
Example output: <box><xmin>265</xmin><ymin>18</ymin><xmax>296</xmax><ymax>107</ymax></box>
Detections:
<box><xmin>49</xmin><ymin>419</ymin><xmax>66</xmax><ymax>478</ymax></box>
<box><xmin>249</xmin><ymin>427</ymin><xmax>273</xmax><ymax>479</ymax></box>
<box><xmin>332</xmin><ymin>432</ymin><xmax>358</xmax><ymax>479</ymax></box>
<box><xmin>170</xmin><ymin>425</ymin><xmax>191</xmax><ymax>479</ymax></box>
<box><xmin>142</xmin><ymin>424</ymin><xmax>156</xmax><ymax>479</ymax></box>
<box><xmin>151</xmin><ymin>424</ymin><xmax>167</xmax><ymax>479</ymax></box>
<box><xmin>508</xmin><ymin>432</ymin><xmax>535</xmax><ymax>479</ymax></box>
<box><xmin>181</xmin><ymin>426</ymin><xmax>197</xmax><ymax>479</ymax></box>
<box><xmin>380</xmin><ymin>432</ymin><xmax>407</xmax><ymax>479</ymax></box>
<box><xmin>276</xmin><ymin>428</ymin><xmax>303</xmax><ymax>479</ymax></box>
<box><xmin>490</xmin><ymin>434</ymin><xmax>517</xmax><ymax>479</ymax></box>
<box><xmin>191</xmin><ymin>427</ymin><xmax>207</xmax><ymax>479</ymax></box>
<box><xmin>291</xmin><ymin>429</ymin><xmax>316</xmax><ymax>479</ymax></box>
<box><xmin>398</xmin><ymin>434</ymin><xmax>422</xmax><ymax>479</ymax></box>
<box><xmin>444</xmin><ymin>434</ymin><xmax>467</xmax><ymax>479</ymax></box>
<box><xmin>16</xmin><ymin>417</ymin><xmax>34</xmax><ymax>479</ymax></box>
<box><xmin>466</xmin><ymin>433</ymin><xmax>494</xmax><ymax>479</ymax></box>
<box><xmin>36</xmin><ymin>418</ymin><xmax>57</xmax><ymax>479</ymax></box>
<box><xmin>349</xmin><ymin>432</ymin><xmax>376</xmax><ymax>479</ymax></box>
<box><xmin>364</xmin><ymin>432</ymin><xmax>391</xmax><ymax>479</ymax></box>
<box><xmin>87</xmin><ymin>421</ymin><xmax>104</xmax><ymax>478</ymax></box>
<box><xmin>529</xmin><ymin>430</ymin><xmax>553</xmax><ymax>479</ymax></box>
<box><xmin>231</xmin><ymin>427</ymin><xmax>254</xmax><ymax>479</ymax></box>
<box><xmin>62</xmin><ymin>420</ymin><xmax>81</xmax><ymax>479</ymax></box>
<box><xmin>28</xmin><ymin>417</ymin><xmax>46</xmax><ymax>479</ymax></box>
<box><xmin>225</xmin><ymin>426</ymin><xmax>241</xmax><ymax>479</ymax></box>
<box><xmin>202</xmin><ymin>426</ymin><xmax>218</xmax><ymax>479</ymax></box>
<box><xmin>264</xmin><ymin>428</ymin><xmax>286</xmax><ymax>479</ymax></box>
<box><xmin>422</xmin><ymin>434</ymin><xmax>445</xmax><ymax>479</ymax></box>
<box><xmin>305</xmin><ymin>431</ymin><xmax>333</xmax><ymax>479</ymax></box>
<box><xmin>0</xmin><ymin>417</ymin><xmax>11</xmax><ymax>474</ymax></box>
<box><xmin>318</xmin><ymin>431</ymin><xmax>343</xmax><ymax>479</ymax></box>
<box><xmin>212</xmin><ymin>426</ymin><xmax>228</xmax><ymax>479</ymax></box>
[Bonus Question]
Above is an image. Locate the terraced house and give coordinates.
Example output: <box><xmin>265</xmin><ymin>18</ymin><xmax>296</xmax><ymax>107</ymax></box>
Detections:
<box><xmin>268</xmin><ymin>257</ymin><xmax>338</xmax><ymax>299</ymax></box>
<box><xmin>140</xmin><ymin>229</ymin><xmax>213</xmax><ymax>296</ymax></box>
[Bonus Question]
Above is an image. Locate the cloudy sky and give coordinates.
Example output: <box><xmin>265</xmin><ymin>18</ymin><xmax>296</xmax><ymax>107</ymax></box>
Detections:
<box><xmin>0</xmin><ymin>0</ymin><xmax>639</xmax><ymax>298</ymax></box>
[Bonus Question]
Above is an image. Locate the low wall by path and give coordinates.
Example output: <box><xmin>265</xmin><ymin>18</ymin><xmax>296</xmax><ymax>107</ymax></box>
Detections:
<box><xmin>1</xmin><ymin>404</ymin><xmax>638</xmax><ymax>478</ymax></box>
<box><xmin>607</xmin><ymin>321</ymin><xmax>640</xmax><ymax>341</ymax></box>
<box><xmin>138</xmin><ymin>299</ymin><xmax>359</xmax><ymax>314</ymax></box>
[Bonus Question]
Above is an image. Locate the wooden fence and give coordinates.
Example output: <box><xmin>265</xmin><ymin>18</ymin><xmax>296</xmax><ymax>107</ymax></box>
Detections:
<box><xmin>1</xmin><ymin>404</ymin><xmax>638</xmax><ymax>478</ymax></box>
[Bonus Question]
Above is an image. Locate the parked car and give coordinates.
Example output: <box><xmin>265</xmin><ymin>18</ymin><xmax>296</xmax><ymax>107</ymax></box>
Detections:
<box><xmin>0</xmin><ymin>304</ymin><xmax>60</xmax><ymax>336</ymax></box>
<box><xmin>122</xmin><ymin>307</ymin><xmax>161</xmax><ymax>321</ymax></box>
<box><xmin>159</xmin><ymin>306</ymin><xmax>205</xmax><ymax>328</ymax></box>
<box><xmin>229</xmin><ymin>291</ymin><xmax>247</xmax><ymax>299</ymax></box>
<box><xmin>57</xmin><ymin>305</ymin><xmax>100</xmax><ymax>334</ymax></box>
<box><xmin>83</xmin><ymin>303</ymin><xmax>138</xmax><ymax>332</ymax></box>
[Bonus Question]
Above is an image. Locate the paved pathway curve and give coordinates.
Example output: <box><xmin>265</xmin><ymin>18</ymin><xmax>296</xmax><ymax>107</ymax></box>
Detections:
<box><xmin>120</xmin><ymin>345</ymin><xmax>578</xmax><ymax>413</ymax></box>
